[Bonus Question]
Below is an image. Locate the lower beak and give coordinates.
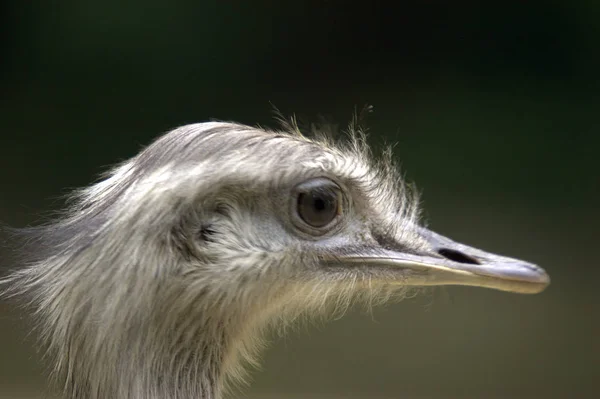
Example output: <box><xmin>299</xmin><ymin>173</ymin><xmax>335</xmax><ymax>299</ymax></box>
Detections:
<box><xmin>324</xmin><ymin>227</ymin><xmax>550</xmax><ymax>294</ymax></box>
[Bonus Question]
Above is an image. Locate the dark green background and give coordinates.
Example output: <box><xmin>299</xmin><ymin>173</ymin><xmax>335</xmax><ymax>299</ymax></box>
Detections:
<box><xmin>0</xmin><ymin>2</ymin><xmax>597</xmax><ymax>398</ymax></box>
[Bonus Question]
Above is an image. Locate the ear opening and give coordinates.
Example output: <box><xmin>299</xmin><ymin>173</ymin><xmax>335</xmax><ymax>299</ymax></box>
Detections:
<box><xmin>199</xmin><ymin>224</ymin><xmax>218</xmax><ymax>243</ymax></box>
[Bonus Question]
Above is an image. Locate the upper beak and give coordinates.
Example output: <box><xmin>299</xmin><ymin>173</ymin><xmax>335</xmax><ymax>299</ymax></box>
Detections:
<box><xmin>324</xmin><ymin>226</ymin><xmax>550</xmax><ymax>294</ymax></box>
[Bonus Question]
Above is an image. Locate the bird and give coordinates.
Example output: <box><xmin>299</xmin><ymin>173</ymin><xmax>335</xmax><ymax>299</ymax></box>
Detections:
<box><xmin>1</xmin><ymin>117</ymin><xmax>550</xmax><ymax>399</ymax></box>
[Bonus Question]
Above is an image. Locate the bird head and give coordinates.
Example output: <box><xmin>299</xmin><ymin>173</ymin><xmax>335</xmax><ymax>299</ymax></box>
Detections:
<box><xmin>2</xmin><ymin>120</ymin><xmax>549</xmax><ymax>398</ymax></box>
<box><xmin>128</xmin><ymin>121</ymin><xmax>548</xmax><ymax>302</ymax></box>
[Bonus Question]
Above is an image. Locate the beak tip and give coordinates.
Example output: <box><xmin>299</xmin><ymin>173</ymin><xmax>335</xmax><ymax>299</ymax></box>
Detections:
<box><xmin>511</xmin><ymin>263</ymin><xmax>550</xmax><ymax>294</ymax></box>
<box><xmin>536</xmin><ymin>270</ymin><xmax>551</xmax><ymax>291</ymax></box>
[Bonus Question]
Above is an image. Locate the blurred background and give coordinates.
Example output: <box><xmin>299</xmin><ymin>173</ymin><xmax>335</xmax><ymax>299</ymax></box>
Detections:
<box><xmin>0</xmin><ymin>1</ymin><xmax>598</xmax><ymax>398</ymax></box>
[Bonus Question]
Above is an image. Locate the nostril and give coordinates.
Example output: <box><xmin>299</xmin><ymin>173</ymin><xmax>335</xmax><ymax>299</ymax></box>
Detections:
<box><xmin>437</xmin><ymin>248</ymin><xmax>480</xmax><ymax>265</ymax></box>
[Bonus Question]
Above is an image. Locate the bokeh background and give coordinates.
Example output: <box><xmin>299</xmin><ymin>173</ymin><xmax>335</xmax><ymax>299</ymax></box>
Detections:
<box><xmin>0</xmin><ymin>2</ymin><xmax>598</xmax><ymax>398</ymax></box>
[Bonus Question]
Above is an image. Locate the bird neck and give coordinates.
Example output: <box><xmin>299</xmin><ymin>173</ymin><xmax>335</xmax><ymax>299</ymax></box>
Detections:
<box><xmin>45</xmin><ymin>260</ymin><xmax>286</xmax><ymax>399</ymax></box>
<box><xmin>58</xmin><ymin>305</ymin><xmax>242</xmax><ymax>399</ymax></box>
<box><xmin>123</xmin><ymin>314</ymin><xmax>234</xmax><ymax>399</ymax></box>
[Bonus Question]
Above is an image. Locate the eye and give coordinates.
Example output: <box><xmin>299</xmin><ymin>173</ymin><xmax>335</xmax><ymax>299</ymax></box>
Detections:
<box><xmin>293</xmin><ymin>178</ymin><xmax>342</xmax><ymax>231</ymax></box>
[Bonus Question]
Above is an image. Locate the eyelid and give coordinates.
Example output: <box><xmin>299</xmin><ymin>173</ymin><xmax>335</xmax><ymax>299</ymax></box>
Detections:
<box><xmin>295</xmin><ymin>178</ymin><xmax>341</xmax><ymax>193</ymax></box>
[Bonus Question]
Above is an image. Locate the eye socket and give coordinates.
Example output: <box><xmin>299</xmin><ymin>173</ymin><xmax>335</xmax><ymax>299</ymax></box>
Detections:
<box><xmin>293</xmin><ymin>178</ymin><xmax>343</xmax><ymax>232</ymax></box>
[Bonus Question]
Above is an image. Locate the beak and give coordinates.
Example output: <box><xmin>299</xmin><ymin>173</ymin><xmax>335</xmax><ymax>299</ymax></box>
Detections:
<box><xmin>323</xmin><ymin>226</ymin><xmax>550</xmax><ymax>294</ymax></box>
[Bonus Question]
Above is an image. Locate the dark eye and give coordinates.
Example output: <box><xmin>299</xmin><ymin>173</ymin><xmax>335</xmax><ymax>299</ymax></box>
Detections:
<box><xmin>295</xmin><ymin>178</ymin><xmax>342</xmax><ymax>229</ymax></box>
